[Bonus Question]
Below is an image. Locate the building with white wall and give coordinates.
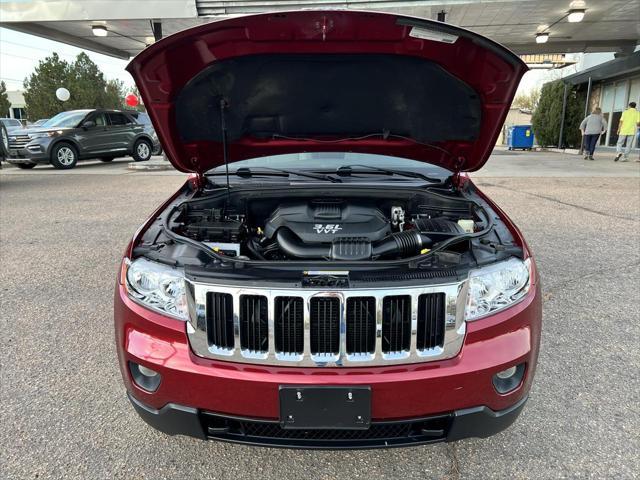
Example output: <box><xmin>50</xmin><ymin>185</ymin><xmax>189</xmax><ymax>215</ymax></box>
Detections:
<box><xmin>5</xmin><ymin>90</ymin><xmax>25</xmax><ymax>120</ymax></box>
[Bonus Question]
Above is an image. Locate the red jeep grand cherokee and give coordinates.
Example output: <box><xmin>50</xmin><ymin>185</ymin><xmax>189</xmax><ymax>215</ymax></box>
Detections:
<box><xmin>115</xmin><ymin>10</ymin><xmax>541</xmax><ymax>448</ymax></box>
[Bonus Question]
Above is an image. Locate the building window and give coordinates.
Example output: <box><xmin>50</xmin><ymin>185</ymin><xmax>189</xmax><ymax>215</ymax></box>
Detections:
<box><xmin>613</xmin><ymin>82</ymin><xmax>628</xmax><ymax>111</ymax></box>
<box><xmin>630</xmin><ymin>78</ymin><xmax>640</xmax><ymax>106</ymax></box>
<box><xmin>11</xmin><ymin>107</ymin><xmax>25</xmax><ymax>120</ymax></box>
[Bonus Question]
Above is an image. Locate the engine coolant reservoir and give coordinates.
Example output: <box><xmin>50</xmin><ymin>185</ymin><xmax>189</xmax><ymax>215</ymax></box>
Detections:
<box><xmin>457</xmin><ymin>219</ymin><xmax>475</xmax><ymax>233</ymax></box>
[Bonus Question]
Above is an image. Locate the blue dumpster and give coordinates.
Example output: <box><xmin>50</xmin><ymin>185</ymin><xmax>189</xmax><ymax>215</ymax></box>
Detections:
<box><xmin>507</xmin><ymin>125</ymin><xmax>534</xmax><ymax>150</ymax></box>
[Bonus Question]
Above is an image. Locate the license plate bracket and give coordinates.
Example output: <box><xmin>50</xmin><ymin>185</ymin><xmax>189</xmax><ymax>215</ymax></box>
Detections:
<box><xmin>279</xmin><ymin>386</ymin><xmax>371</xmax><ymax>430</ymax></box>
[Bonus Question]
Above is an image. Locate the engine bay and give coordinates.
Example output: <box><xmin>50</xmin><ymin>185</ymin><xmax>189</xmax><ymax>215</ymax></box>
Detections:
<box><xmin>148</xmin><ymin>184</ymin><xmax>511</xmax><ymax>266</ymax></box>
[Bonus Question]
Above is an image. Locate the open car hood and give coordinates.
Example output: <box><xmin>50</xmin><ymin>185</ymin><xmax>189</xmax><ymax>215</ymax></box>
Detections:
<box><xmin>127</xmin><ymin>11</ymin><xmax>526</xmax><ymax>175</ymax></box>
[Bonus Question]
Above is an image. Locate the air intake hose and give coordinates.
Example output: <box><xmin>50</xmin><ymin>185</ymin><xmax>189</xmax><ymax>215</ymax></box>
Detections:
<box><xmin>371</xmin><ymin>230</ymin><xmax>432</xmax><ymax>258</ymax></box>
<box><xmin>275</xmin><ymin>228</ymin><xmax>432</xmax><ymax>260</ymax></box>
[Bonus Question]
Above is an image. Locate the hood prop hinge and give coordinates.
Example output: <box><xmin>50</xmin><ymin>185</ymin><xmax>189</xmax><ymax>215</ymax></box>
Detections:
<box><xmin>219</xmin><ymin>98</ymin><xmax>231</xmax><ymax>203</ymax></box>
<box><xmin>450</xmin><ymin>156</ymin><xmax>466</xmax><ymax>191</ymax></box>
<box><xmin>453</xmin><ymin>156</ymin><xmax>466</xmax><ymax>170</ymax></box>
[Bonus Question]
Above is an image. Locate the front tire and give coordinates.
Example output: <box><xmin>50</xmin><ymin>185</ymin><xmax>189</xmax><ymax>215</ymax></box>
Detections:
<box><xmin>50</xmin><ymin>143</ymin><xmax>78</xmax><ymax>169</ymax></box>
<box><xmin>15</xmin><ymin>163</ymin><xmax>36</xmax><ymax>169</ymax></box>
<box><xmin>132</xmin><ymin>139</ymin><xmax>152</xmax><ymax>162</ymax></box>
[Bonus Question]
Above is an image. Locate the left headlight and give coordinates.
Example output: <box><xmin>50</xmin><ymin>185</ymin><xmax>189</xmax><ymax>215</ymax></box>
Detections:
<box><xmin>465</xmin><ymin>257</ymin><xmax>531</xmax><ymax>321</ymax></box>
<box><xmin>124</xmin><ymin>258</ymin><xmax>189</xmax><ymax>321</ymax></box>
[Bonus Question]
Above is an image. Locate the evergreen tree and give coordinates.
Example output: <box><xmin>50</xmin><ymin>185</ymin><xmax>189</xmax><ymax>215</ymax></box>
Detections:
<box><xmin>0</xmin><ymin>81</ymin><xmax>10</xmax><ymax>117</ymax></box>
<box><xmin>23</xmin><ymin>53</ymin><xmax>71</xmax><ymax>120</ymax></box>
<box><xmin>105</xmin><ymin>79</ymin><xmax>126</xmax><ymax>110</ymax></box>
<box><xmin>23</xmin><ymin>52</ymin><xmax>133</xmax><ymax>120</ymax></box>
<box><xmin>67</xmin><ymin>52</ymin><xmax>109</xmax><ymax>110</ymax></box>
<box><xmin>532</xmin><ymin>80</ymin><xmax>584</xmax><ymax>148</ymax></box>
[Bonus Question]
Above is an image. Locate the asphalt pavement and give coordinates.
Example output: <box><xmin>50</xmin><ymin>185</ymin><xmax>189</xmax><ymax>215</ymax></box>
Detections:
<box><xmin>1</xmin><ymin>150</ymin><xmax>638</xmax><ymax>479</ymax></box>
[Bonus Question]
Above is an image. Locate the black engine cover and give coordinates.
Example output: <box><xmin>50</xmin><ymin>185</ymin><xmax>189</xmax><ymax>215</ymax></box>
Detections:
<box><xmin>264</xmin><ymin>201</ymin><xmax>391</xmax><ymax>244</ymax></box>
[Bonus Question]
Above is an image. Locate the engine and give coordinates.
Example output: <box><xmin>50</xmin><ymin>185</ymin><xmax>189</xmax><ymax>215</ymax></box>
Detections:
<box><xmin>261</xmin><ymin>200</ymin><xmax>466</xmax><ymax>261</ymax></box>
<box><xmin>176</xmin><ymin>196</ymin><xmax>469</xmax><ymax>262</ymax></box>
<box><xmin>264</xmin><ymin>201</ymin><xmax>390</xmax><ymax>242</ymax></box>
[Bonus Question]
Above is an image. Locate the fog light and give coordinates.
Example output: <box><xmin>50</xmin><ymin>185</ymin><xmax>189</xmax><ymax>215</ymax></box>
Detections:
<box><xmin>496</xmin><ymin>366</ymin><xmax>517</xmax><ymax>379</ymax></box>
<box><xmin>129</xmin><ymin>362</ymin><xmax>161</xmax><ymax>392</ymax></box>
<box><xmin>493</xmin><ymin>363</ymin><xmax>525</xmax><ymax>393</ymax></box>
<box><xmin>138</xmin><ymin>365</ymin><xmax>158</xmax><ymax>377</ymax></box>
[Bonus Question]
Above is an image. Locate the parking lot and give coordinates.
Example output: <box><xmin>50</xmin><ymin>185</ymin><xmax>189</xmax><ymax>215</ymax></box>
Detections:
<box><xmin>1</xmin><ymin>150</ymin><xmax>638</xmax><ymax>479</ymax></box>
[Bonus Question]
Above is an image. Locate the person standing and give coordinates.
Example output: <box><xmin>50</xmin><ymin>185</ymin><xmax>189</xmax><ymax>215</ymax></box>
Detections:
<box><xmin>579</xmin><ymin>107</ymin><xmax>607</xmax><ymax>160</ymax></box>
<box><xmin>614</xmin><ymin>102</ymin><xmax>640</xmax><ymax>162</ymax></box>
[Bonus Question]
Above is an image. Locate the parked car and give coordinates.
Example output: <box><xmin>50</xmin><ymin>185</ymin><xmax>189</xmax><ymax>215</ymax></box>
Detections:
<box><xmin>1</xmin><ymin>118</ymin><xmax>24</xmax><ymax>164</ymax></box>
<box><xmin>116</xmin><ymin>11</ymin><xmax>541</xmax><ymax>448</ymax></box>
<box><xmin>126</xmin><ymin>111</ymin><xmax>162</xmax><ymax>155</ymax></box>
<box><xmin>6</xmin><ymin>109</ymin><xmax>159</xmax><ymax>169</ymax></box>
<box><xmin>29</xmin><ymin>118</ymin><xmax>50</xmax><ymax>127</ymax></box>
<box><xmin>1</xmin><ymin>117</ymin><xmax>24</xmax><ymax>131</ymax></box>
<box><xmin>0</xmin><ymin>123</ymin><xmax>10</xmax><ymax>164</ymax></box>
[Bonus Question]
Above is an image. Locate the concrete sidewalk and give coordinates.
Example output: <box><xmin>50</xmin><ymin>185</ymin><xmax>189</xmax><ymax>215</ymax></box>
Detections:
<box><xmin>475</xmin><ymin>147</ymin><xmax>640</xmax><ymax>177</ymax></box>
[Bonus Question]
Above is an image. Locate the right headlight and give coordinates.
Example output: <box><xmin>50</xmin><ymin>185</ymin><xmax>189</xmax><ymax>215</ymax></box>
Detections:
<box><xmin>465</xmin><ymin>257</ymin><xmax>531</xmax><ymax>321</ymax></box>
<box><xmin>124</xmin><ymin>258</ymin><xmax>189</xmax><ymax>321</ymax></box>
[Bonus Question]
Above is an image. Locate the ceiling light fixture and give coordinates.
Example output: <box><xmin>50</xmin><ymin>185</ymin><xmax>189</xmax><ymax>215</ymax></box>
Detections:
<box><xmin>535</xmin><ymin>32</ymin><xmax>549</xmax><ymax>44</ymax></box>
<box><xmin>92</xmin><ymin>25</ymin><xmax>108</xmax><ymax>37</ymax></box>
<box><xmin>567</xmin><ymin>9</ymin><xmax>586</xmax><ymax>22</ymax></box>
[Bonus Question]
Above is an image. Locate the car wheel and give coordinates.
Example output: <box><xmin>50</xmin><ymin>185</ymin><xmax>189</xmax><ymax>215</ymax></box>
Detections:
<box><xmin>100</xmin><ymin>157</ymin><xmax>114</xmax><ymax>162</ymax></box>
<box><xmin>0</xmin><ymin>123</ymin><xmax>9</xmax><ymax>160</ymax></box>
<box><xmin>132</xmin><ymin>139</ymin><xmax>152</xmax><ymax>162</ymax></box>
<box><xmin>50</xmin><ymin>143</ymin><xmax>78</xmax><ymax>169</ymax></box>
<box><xmin>15</xmin><ymin>163</ymin><xmax>37</xmax><ymax>169</ymax></box>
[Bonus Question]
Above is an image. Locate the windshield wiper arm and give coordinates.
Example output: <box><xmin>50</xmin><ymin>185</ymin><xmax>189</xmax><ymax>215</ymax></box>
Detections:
<box><xmin>336</xmin><ymin>164</ymin><xmax>443</xmax><ymax>183</ymax></box>
<box><xmin>206</xmin><ymin>167</ymin><xmax>342</xmax><ymax>183</ymax></box>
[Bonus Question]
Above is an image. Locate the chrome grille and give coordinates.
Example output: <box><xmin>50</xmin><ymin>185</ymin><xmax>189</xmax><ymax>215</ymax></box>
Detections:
<box><xmin>9</xmin><ymin>135</ymin><xmax>30</xmax><ymax>149</ymax></box>
<box><xmin>186</xmin><ymin>281</ymin><xmax>467</xmax><ymax>367</ymax></box>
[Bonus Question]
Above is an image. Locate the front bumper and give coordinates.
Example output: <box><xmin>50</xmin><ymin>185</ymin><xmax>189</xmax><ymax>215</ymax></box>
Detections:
<box><xmin>115</xmin><ymin>270</ymin><xmax>541</xmax><ymax>446</ymax></box>
<box><xmin>128</xmin><ymin>390</ymin><xmax>529</xmax><ymax>448</ymax></box>
<box><xmin>7</xmin><ymin>141</ymin><xmax>50</xmax><ymax>163</ymax></box>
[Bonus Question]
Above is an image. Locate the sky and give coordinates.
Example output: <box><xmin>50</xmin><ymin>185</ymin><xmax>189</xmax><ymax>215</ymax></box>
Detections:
<box><xmin>0</xmin><ymin>25</ymin><xmax>574</xmax><ymax>97</ymax></box>
<box><xmin>0</xmin><ymin>27</ymin><xmax>133</xmax><ymax>92</ymax></box>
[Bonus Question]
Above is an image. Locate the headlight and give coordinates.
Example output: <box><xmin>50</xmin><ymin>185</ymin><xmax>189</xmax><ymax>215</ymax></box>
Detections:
<box><xmin>125</xmin><ymin>258</ymin><xmax>189</xmax><ymax>320</ymax></box>
<box><xmin>28</xmin><ymin>131</ymin><xmax>60</xmax><ymax>139</ymax></box>
<box><xmin>465</xmin><ymin>258</ymin><xmax>531</xmax><ymax>321</ymax></box>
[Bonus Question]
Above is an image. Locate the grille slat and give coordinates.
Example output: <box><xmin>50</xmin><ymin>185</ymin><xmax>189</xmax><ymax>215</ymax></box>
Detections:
<box><xmin>240</xmin><ymin>295</ymin><xmax>268</xmax><ymax>352</ymax></box>
<box><xmin>207</xmin><ymin>292</ymin><xmax>234</xmax><ymax>349</ymax></box>
<box><xmin>382</xmin><ymin>296</ymin><xmax>411</xmax><ymax>353</ymax></box>
<box><xmin>275</xmin><ymin>297</ymin><xmax>304</xmax><ymax>354</ymax></box>
<box><xmin>9</xmin><ymin>135</ymin><xmax>30</xmax><ymax>149</ymax></box>
<box><xmin>310</xmin><ymin>297</ymin><xmax>340</xmax><ymax>355</ymax></box>
<box><xmin>346</xmin><ymin>297</ymin><xmax>376</xmax><ymax>354</ymax></box>
<box><xmin>417</xmin><ymin>293</ymin><xmax>446</xmax><ymax>350</ymax></box>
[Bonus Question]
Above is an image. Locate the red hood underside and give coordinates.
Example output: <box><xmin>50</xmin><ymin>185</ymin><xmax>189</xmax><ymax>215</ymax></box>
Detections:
<box><xmin>127</xmin><ymin>10</ymin><xmax>527</xmax><ymax>175</ymax></box>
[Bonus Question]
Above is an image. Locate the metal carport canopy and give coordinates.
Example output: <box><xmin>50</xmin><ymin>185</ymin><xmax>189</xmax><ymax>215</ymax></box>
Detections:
<box><xmin>1</xmin><ymin>0</ymin><xmax>639</xmax><ymax>59</ymax></box>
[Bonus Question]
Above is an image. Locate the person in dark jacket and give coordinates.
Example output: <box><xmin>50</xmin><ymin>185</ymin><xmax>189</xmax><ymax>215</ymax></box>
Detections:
<box><xmin>579</xmin><ymin>107</ymin><xmax>607</xmax><ymax>160</ymax></box>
